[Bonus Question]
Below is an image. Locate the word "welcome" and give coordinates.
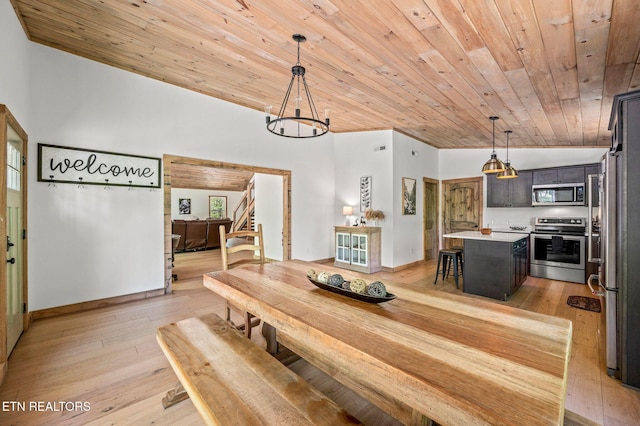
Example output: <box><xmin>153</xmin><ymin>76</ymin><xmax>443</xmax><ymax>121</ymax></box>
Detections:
<box><xmin>38</xmin><ymin>144</ymin><xmax>161</xmax><ymax>188</ymax></box>
<box><xmin>49</xmin><ymin>153</ymin><xmax>155</xmax><ymax>178</ymax></box>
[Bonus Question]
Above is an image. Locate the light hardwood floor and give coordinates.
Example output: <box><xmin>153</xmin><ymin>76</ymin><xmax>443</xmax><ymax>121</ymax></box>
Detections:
<box><xmin>1</xmin><ymin>250</ymin><xmax>639</xmax><ymax>425</ymax></box>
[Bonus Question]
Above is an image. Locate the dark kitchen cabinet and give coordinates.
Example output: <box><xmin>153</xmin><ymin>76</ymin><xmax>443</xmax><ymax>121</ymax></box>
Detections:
<box><xmin>463</xmin><ymin>237</ymin><xmax>529</xmax><ymax>300</ymax></box>
<box><xmin>532</xmin><ymin>168</ymin><xmax>558</xmax><ymax>185</ymax></box>
<box><xmin>533</xmin><ymin>166</ymin><xmax>585</xmax><ymax>184</ymax></box>
<box><xmin>513</xmin><ymin>238</ymin><xmax>529</xmax><ymax>289</ymax></box>
<box><xmin>509</xmin><ymin>171</ymin><xmax>533</xmax><ymax>207</ymax></box>
<box><xmin>486</xmin><ymin>170</ymin><xmax>532</xmax><ymax>207</ymax></box>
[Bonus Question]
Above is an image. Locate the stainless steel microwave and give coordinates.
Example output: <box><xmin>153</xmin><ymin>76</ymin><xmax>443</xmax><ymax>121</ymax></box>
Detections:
<box><xmin>532</xmin><ymin>183</ymin><xmax>585</xmax><ymax>206</ymax></box>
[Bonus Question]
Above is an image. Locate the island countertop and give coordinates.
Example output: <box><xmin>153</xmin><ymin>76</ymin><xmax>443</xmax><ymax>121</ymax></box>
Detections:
<box><xmin>443</xmin><ymin>230</ymin><xmax>529</xmax><ymax>242</ymax></box>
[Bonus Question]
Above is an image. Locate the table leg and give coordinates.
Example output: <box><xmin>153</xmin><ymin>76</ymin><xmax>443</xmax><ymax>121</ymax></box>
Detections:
<box><xmin>262</xmin><ymin>322</ymin><xmax>278</xmax><ymax>355</ymax></box>
<box><xmin>410</xmin><ymin>409</ymin><xmax>435</xmax><ymax>426</ymax></box>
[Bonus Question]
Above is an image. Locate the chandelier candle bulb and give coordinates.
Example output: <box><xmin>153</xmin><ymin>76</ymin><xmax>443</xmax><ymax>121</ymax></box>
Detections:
<box><xmin>264</xmin><ymin>105</ymin><xmax>272</xmax><ymax>123</ymax></box>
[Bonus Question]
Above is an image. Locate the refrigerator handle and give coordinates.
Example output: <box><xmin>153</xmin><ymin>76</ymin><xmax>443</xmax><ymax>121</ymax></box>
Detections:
<box><xmin>587</xmin><ymin>273</ymin><xmax>606</xmax><ymax>296</ymax></box>
<box><xmin>587</xmin><ymin>173</ymin><xmax>601</xmax><ymax>263</ymax></box>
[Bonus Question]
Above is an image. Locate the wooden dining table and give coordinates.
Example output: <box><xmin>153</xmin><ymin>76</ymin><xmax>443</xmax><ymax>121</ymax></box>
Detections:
<box><xmin>203</xmin><ymin>260</ymin><xmax>572</xmax><ymax>426</ymax></box>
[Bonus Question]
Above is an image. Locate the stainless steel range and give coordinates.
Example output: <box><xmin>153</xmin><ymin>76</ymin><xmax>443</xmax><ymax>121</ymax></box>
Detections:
<box><xmin>530</xmin><ymin>217</ymin><xmax>586</xmax><ymax>283</ymax></box>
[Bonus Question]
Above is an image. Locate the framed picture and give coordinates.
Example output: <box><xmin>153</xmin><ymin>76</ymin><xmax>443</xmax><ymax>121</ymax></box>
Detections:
<box><xmin>360</xmin><ymin>176</ymin><xmax>372</xmax><ymax>212</ymax></box>
<box><xmin>37</xmin><ymin>143</ymin><xmax>161</xmax><ymax>188</ymax></box>
<box><xmin>402</xmin><ymin>177</ymin><xmax>416</xmax><ymax>215</ymax></box>
<box><xmin>178</xmin><ymin>198</ymin><xmax>191</xmax><ymax>215</ymax></box>
<box><xmin>209</xmin><ymin>196</ymin><xmax>228</xmax><ymax>219</ymax></box>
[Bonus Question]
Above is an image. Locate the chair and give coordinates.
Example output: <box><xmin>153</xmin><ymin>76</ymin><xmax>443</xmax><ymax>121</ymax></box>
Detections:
<box><xmin>219</xmin><ymin>223</ymin><xmax>265</xmax><ymax>338</ymax></box>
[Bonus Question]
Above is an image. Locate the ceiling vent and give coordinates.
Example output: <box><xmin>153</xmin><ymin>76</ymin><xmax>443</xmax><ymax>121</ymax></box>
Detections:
<box><xmin>374</xmin><ymin>145</ymin><xmax>386</xmax><ymax>152</ymax></box>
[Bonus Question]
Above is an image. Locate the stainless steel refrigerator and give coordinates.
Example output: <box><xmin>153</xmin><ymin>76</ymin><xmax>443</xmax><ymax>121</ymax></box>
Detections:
<box><xmin>588</xmin><ymin>90</ymin><xmax>640</xmax><ymax>388</ymax></box>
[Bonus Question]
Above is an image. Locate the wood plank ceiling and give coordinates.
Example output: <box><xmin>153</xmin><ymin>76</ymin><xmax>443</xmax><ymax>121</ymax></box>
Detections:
<box><xmin>10</xmin><ymin>0</ymin><xmax>640</xmax><ymax>149</ymax></box>
<box><xmin>170</xmin><ymin>162</ymin><xmax>254</xmax><ymax>191</ymax></box>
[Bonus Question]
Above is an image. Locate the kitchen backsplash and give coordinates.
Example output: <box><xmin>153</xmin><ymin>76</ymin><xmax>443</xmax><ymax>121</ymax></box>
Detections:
<box><xmin>485</xmin><ymin>206</ymin><xmax>590</xmax><ymax>229</ymax></box>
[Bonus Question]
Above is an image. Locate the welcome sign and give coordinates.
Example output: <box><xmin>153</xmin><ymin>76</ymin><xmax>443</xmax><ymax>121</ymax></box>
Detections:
<box><xmin>38</xmin><ymin>144</ymin><xmax>161</xmax><ymax>188</ymax></box>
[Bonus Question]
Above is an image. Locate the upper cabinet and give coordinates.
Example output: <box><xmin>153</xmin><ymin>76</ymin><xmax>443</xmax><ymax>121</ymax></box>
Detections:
<box><xmin>486</xmin><ymin>170</ymin><xmax>532</xmax><ymax>207</ymax></box>
<box><xmin>532</xmin><ymin>166</ymin><xmax>585</xmax><ymax>185</ymax></box>
<box><xmin>488</xmin><ymin>163</ymin><xmax>596</xmax><ymax>208</ymax></box>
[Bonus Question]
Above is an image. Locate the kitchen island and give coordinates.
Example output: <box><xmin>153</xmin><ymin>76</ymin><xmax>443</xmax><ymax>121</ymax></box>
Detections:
<box><xmin>444</xmin><ymin>231</ymin><xmax>529</xmax><ymax>300</ymax></box>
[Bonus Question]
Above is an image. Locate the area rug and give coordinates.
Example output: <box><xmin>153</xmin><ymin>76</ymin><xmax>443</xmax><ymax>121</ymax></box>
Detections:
<box><xmin>567</xmin><ymin>295</ymin><xmax>601</xmax><ymax>313</ymax></box>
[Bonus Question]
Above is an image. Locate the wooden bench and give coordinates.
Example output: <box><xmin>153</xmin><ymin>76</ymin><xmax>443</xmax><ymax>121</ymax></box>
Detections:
<box><xmin>156</xmin><ymin>313</ymin><xmax>360</xmax><ymax>425</ymax></box>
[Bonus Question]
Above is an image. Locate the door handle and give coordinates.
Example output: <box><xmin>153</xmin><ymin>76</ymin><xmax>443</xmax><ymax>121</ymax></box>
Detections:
<box><xmin>587</xmin><ymin>274</ymin><xmax>605</xmax><ymax>296</ymax></box>
<box><xmin>7</xmin><ymin>257</ymin><xmax>15</xmax><ymax>264</ymax></box>
<box><xmin>7</xmin><ymin>236</ymin><xmax>14</xmax><ymax>252</ymax></box>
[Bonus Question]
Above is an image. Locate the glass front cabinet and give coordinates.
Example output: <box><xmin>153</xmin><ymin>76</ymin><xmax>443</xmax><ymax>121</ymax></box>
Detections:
<box><xmin>334</xmin><ymin>226</ymin><xmax>381</xmax><ymax>274</ymax></box>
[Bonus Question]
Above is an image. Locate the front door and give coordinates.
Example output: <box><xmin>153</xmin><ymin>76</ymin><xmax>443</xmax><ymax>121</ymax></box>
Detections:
<box><xmin>6</xmin><ymin>127</ymin><xmax>25</xmax><ymax>354</ymax></box>
<box><xmin>443</xmin><ymin>177</ymin><xmax>483</xmax><ymax>249</ymax></box>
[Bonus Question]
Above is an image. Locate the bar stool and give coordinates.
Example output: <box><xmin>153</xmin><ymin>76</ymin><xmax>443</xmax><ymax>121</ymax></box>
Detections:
<box><xmin>450</xmin><ymin>245</ymin><xmax>464</xmax><ymax>269</ymax></box>
<box><xmin>434</xmin><ymin>248</ymin><xmax>463</xmax><ymax>289</ymax></box>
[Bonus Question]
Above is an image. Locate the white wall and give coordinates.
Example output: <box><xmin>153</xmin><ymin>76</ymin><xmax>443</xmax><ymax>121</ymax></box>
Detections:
<box><xmin>0</xmin><ymin>1</ymin><xmax>30</xmax><ymax>126</ymax></box>
<box><xmin>22</xmin><ymin>40</ymin><xmax>335</xmax><ymax>310</ymax></box>
<box><xmin>334</xmin><ymin>131</ymin><xmax>439</xmax><ymax>268</ymax></box>
<box><xmin>171</xmin><ymin>189</ymin><xmax>242</xmax><ymax>220</ymax></box>
<box><xmin>334</xmin><ymin>131</ymin><xmax>394</xmax><ymax>265</ymax></box>
<box><xmin>254</xmin><ymin>174</ymin><xmax>284</xmax><ymax>261</ymax></box>
<box><xmin>392</xmin><ymin>132</ymin><xmax>439</xmax><ymax>266</ymax></box>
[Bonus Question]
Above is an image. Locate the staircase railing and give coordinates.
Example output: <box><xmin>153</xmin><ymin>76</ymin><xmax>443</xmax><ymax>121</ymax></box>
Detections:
<box><xmin>232</xmin><ymin>179</ymin><xmax>255</xmax><ymax>232</ymax></box>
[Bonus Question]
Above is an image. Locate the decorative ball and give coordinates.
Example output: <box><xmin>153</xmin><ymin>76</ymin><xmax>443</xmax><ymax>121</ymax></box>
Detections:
<box><xmin>367</xmin><ymin>281</ymin><xmax>387</xmax><ymax>297</ymax></box>
<box><xmin>306</xmin><ymin>269</ymin><xmax>317</xmax><ymax>280</ymax></box>
<box><xmin>317</xmin><ymin>271</ymin><xmax>331</xmax><ymax>284</ymax></box>
<box><xmin>341</xmin><ymin>281</ymin><xmax>351</xmax><ymax>291</ymax></box>
<box><xmin>328</xmin><ymin>274</ymin><xmax>344</xmax><ymax>287</ymax></box>
<box><xmin>350</xmin><ymin>278</ymin><xmax>367</xmax><ymax>294</ymax></box>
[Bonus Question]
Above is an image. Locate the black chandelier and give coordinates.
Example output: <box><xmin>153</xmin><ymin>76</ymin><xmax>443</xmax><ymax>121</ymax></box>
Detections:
<box><xmin>265</xmin><ymin>34</ymin><xmax>330</xmax><ymax>138</ymax></box>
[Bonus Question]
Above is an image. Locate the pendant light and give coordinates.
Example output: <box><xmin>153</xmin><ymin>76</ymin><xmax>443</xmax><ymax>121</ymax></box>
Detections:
<box><xmin>497</xmin><ymin>130</ymin><xmax>519</xmax><ymax>179</ymax></box>
<box><xmin>481</xmin><ymin>116</ymin><xmax>506</xmax><ymax>174</ymax></box>
<box><xmin>265</xmin><ymin>34</ymin><xmax>330</xmax><ymax>138</ymax></box>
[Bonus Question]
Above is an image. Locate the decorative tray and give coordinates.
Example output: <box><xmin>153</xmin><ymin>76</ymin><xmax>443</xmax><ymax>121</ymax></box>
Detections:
<box><xmin>308</xmin><ymin>278</ymin><xmax>396</xmax><ymax>304</ymax></box>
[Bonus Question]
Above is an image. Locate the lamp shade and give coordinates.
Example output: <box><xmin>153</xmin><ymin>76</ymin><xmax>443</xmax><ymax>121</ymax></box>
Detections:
<box><xmin>482</xmin><ymin>116</ymin><xmax>506</xmax><ymax>174</ymax></box>
<box><xmin>497</xmin><ymin>163</ymin><xmax>519</xmax><ymax>179</ymax></box>
<box><xmin>482</xmin><ymin>154</ymin><xmax>506</xmax><ymax>173</ymax></box>
<box><xmin>342</xmin><ymin>206</ymin><xmax>353</xmax><ymax>215</ymax></box>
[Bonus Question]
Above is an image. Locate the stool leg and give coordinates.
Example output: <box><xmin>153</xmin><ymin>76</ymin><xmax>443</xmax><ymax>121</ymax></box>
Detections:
<box><xmin>443</xmin><ymin>255</ymin><xmax>450</xmax><ymax>279</ymax></box>
<box><xmin>452</xmin><ymin>254</ymin><xmax>459</xmax><ymax>289</ymax></box>
<box><xmin>434</xmin><ymin>253</ymin><xmax>442</xmax><ymax>284</ymax></box>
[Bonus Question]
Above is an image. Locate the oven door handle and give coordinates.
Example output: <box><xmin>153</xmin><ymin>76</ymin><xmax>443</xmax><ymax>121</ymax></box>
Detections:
<box><xmin>587</xmin><ymin>274</ymin><xmax>606</xmax><ymax>296</ymax></box>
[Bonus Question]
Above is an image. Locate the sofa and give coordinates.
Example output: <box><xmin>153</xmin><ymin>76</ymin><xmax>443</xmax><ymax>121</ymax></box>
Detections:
<box><xmin>172</xmin><ymin>218</ymin><xmax>233</xmax><ymax>252</ymax></box>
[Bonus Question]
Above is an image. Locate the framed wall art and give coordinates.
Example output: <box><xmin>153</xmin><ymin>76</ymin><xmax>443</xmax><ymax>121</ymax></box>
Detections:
<box><xmin>360</xmin><ymin>176</ymin><xmax>372</xmax><ymax>212</ymax></box>
<box><xmin>208</xmin><ymin>196</ymin><xmax>227</xmax><ymax>219</ymax></box>
<box><xmin>402</xmin><ymin>177</ymin><xmax>416</xmax><ymax>215</ymax></box>
<box><xmin>178</xmin><ymin>198</ymin><xmax>191</xmax><ymax>215</ymax></box>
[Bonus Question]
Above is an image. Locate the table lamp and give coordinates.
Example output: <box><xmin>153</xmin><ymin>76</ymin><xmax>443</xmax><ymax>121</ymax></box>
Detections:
<box><xmin>342</xmin><ymin>206</ymin><xmax>353</xmax><ymax>226</ymax></box>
